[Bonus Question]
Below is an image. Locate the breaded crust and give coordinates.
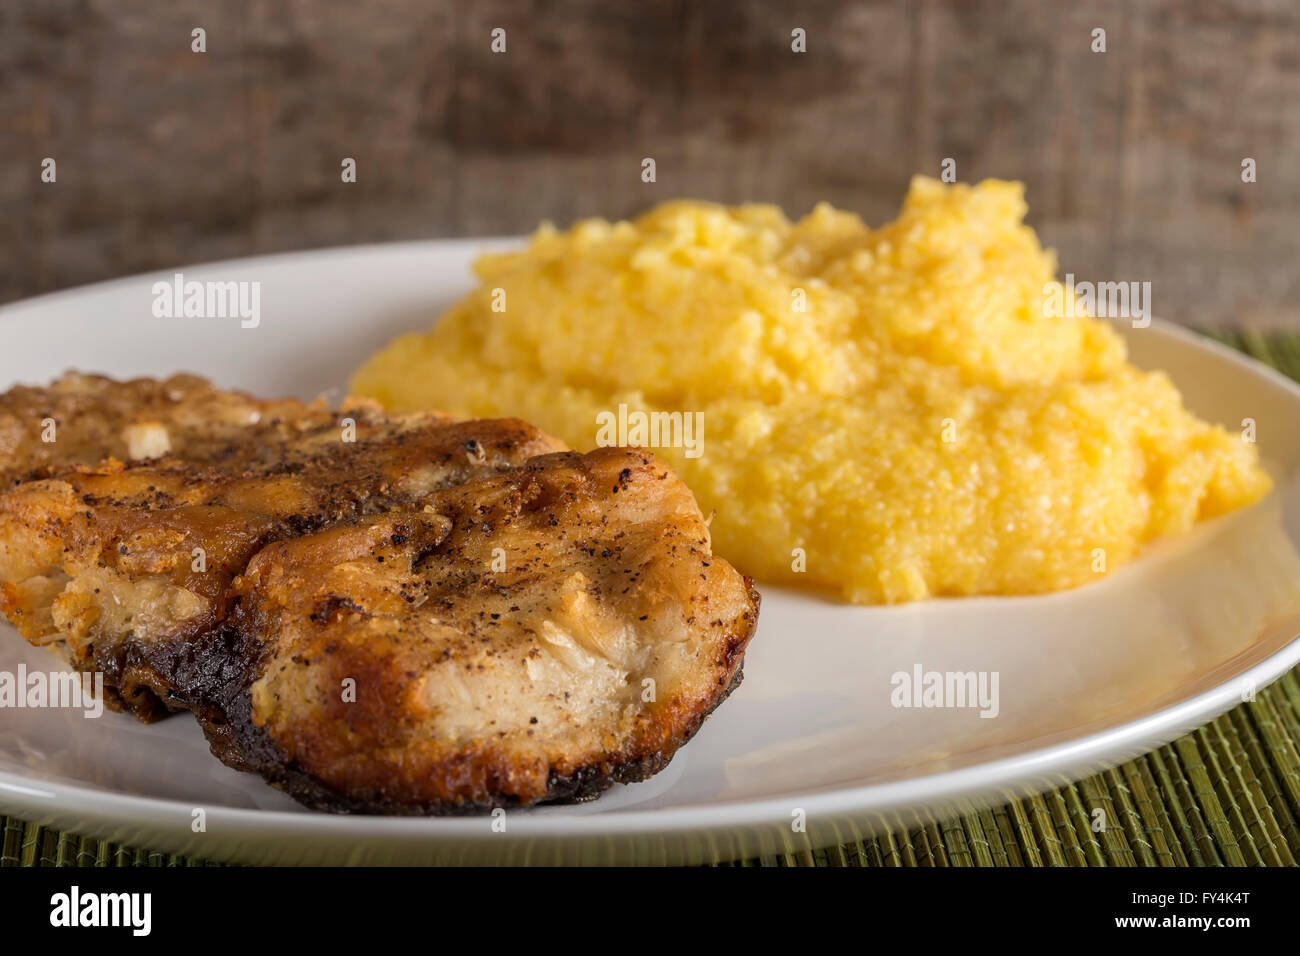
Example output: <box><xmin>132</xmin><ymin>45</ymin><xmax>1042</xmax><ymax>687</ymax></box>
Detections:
<box><xmin>0</xmin><ymin>371</ymin><xmax>358</xmax><ymax>478</ymax></box>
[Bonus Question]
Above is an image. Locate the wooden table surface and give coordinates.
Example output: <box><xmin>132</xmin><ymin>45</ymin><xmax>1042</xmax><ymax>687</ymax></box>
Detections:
<box><xmin>3</xmin><ymin>0</ymin><xmax>1298</xmax><ymax>327</ymax></box>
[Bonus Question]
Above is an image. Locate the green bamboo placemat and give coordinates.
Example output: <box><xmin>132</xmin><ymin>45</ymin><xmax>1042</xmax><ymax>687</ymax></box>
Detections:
<box><xmin>4</xmin><ymin>328</ymin><xmax>1300</xmax><ymax>868</ymax></box>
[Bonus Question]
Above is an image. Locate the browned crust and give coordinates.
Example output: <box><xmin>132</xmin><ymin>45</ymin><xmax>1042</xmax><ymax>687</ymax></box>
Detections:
<box><xmin>180</xmin><ymin>584</ymin><xmax>759</xmax><ymax>815</ymax></box>
<box><xmin>213</xmin><ymin>663</ymin><xmax>748</xmax><ymax>815</ymax></box>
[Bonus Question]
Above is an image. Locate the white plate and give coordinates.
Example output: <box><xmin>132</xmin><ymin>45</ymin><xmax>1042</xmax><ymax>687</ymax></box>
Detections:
<box><xmin>3</xmin><ymin>241</ymin><xmax>1300</xmax><ymax>866</ymax></box>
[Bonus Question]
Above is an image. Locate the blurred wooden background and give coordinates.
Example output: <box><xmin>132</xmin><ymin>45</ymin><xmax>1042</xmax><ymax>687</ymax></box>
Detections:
<box><xmin>3</xmin><ymin>0</ymin><xmax>1298</xmax><ymax>326</ymax></box>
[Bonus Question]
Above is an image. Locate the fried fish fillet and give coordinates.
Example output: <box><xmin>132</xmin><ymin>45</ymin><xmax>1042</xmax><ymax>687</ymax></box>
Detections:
<box><xmin>0</xmin><ymin>374</ymin><xmax>759</xmax><ymax>812</ymax></box>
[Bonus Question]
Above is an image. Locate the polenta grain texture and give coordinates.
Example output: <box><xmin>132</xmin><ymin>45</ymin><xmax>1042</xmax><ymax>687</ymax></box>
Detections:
<box><xmin>351</xmin><ymin>177</ymin><xmax>1271</xmax><ymax>604</ymax></box>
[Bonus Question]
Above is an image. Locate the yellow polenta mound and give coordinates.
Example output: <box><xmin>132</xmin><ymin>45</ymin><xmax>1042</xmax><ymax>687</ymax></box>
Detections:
<box><xmin>351</xmin><ymin>177</ymin><xmax>1271</xmax><ymax>604</ymax></box>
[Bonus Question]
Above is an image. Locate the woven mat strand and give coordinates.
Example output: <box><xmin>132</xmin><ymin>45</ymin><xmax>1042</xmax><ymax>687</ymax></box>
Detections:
<box><xmin>4</xmin><ymin>328</ymin><xmax>1300</xmax><ymax>868</ymax></box>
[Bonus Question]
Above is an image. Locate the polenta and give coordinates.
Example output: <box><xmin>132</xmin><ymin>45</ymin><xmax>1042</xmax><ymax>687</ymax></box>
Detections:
<box><xmin>351</xmin><ymin>177</ymin><xmax>1271</xmax><ymax>604</ymax></box>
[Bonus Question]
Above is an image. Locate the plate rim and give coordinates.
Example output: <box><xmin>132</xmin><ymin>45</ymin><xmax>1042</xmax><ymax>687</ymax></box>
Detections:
<box><xmin>4</xmin><ymin>626</ymin><xmax>1297</xmax><ymax>844</ymax></box>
